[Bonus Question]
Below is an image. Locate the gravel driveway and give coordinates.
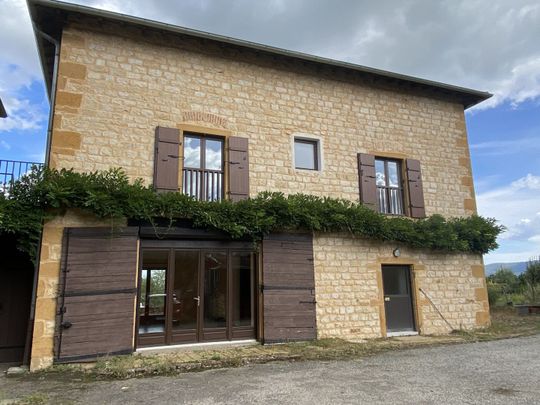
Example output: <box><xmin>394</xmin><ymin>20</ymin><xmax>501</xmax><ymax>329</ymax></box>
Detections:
<box><xmin>2</xmin><ymin>335</ymin><xmax>539</xmax><ymax>404</ymax></box>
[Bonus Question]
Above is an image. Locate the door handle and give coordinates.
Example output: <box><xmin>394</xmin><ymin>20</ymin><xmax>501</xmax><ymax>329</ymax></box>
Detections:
<box><xmin>384</xmin><ymin>297</ymin><xmax>390</xmax><ymax>302</ymax></box>
<box><xmin>193</xmin><ymin>296</ymin><xmax>200</xmax><ymax>307</ymax></box>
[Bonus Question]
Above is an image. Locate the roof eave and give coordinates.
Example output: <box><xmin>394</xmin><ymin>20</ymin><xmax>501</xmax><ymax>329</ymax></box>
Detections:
<box><xmin>27</xmin><ymin>0</ymin><xmax>493</xmax><ymax>108</ymax></box>
<box><xmin>0</xmin><ymin>98</ymin><xmax>6</xmax><ymax>118</ymax></box>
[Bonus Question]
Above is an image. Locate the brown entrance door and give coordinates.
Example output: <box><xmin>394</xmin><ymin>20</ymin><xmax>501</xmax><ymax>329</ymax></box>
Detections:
<box><xmin>382</xmin><ymin>265</ymin><xmax>415</xmax><ymax>333</ymax></box>
<box><xmin>137</xmin><ymin>247</ymin><xmax>255</xmax><ymax>348</ymax></box>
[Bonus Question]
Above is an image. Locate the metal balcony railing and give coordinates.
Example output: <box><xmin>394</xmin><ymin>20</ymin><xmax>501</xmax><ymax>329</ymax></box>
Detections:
<box><xmin>182</xmin><ymin>168</ymin><xmax>224</xmax><ymax>201</ymax></box>
<box><xmin>0</xmin><ymin>159</ymin><xmax>43</xmax><ymax>195</ymax></box>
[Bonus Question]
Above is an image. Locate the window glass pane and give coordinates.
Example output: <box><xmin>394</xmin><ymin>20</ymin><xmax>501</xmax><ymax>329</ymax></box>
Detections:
<box><xmin>231</xmin><ymin>252</ymin><xmax>253</xmax><ymax>327</ymax></box>
<box><xmin>294</xmin><ymin>140</ymin><xmax>317</xmax><ymax>170</ymax></box>
<box><xmin>383</xmin><ymin>267</ymin><xmax>409</xmax><ymax>295</ymax></box>
<box><xmin>205</xmin><ymin>139</ymin><xmax>223</xmax><ymax>170</ymax></box>
<box><xmin>388</xmin><ymin>161</ymin><xmax>399</xmax><ymax>187</ymax></box>
<box><xmin>139</xmin><ymin>270</ymin><xmax>147</xmax><ymax>316</ymax></box>
<box><xmin>172</xmin><ymin>251</ymin><xmax>199</xmax><ymax>331</ymax></box>
<box><xmin>184</xmin><ymin>136</ymin><xmax>201</xmax><ymax>168</ymax></box>
<box><xmin>139</xmin><ymin>250</ymin><xmax>168</xmax><ymax>335</ymax></box>
<box><xmin>375</xmin><ymin>159</ymin><xmax>386</xmax><ymax>186</ymax></box>
<box><xmin>203</xmin><ymin>252</ymin><xmax>227</xmax><ymax>328</ymax></box>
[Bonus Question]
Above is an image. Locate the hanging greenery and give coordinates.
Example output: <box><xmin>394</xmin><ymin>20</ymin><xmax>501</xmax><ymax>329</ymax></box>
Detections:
<box><xmin>0</xmin><ymin>167</ymin><xmax>503</xmax><ymax>261</ymax></box>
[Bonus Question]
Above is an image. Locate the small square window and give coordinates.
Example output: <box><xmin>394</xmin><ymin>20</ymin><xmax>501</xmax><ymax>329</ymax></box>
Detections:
<box><xmin>294</xmin><ymin>138</ymin><xmax>319</xmax><ymax>170</ymax></box>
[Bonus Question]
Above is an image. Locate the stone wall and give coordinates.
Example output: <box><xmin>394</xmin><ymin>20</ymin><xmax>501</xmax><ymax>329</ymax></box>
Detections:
<box><xmin>50</xmin><ymin>20</ymin><xmax>476</xmax><ymax>218</ymax></box>
<box><xmin>313</xmin><ymin>234</ymin><xmax>490</xmax><ymax>339</ymax></box>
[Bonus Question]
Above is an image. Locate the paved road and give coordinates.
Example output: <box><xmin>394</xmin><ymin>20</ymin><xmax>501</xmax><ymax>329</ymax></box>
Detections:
<box><xmin>2</xmin><ymin>336</ymin><xmax>540</xmax><ymax>404</ymax></box>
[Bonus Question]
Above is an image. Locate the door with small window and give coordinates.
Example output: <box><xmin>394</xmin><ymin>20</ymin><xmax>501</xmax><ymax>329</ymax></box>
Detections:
<box><xmin>182</xmin><ymin>134</ymin><xmax>224</xmax><ymax>201</ymax></box>
<box><xmin>382</xmin><ymin>265</ymin><xmax>415</xmax><ymax>333</ymax></box>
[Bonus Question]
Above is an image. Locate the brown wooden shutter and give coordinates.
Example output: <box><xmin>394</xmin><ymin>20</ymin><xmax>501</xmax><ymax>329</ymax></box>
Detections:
<box><xmin>55</xmin><ymin>227</ymin><xmax>139</xmax><ymax>363</ymax></box>
<box><xmin>262</xmin><ymin>233</ymin><xmax>317</xmax><ymax>343</ymax></box>
<box><xmin>153</xmin><ymin>126</ymin><xmax>181</xmax><ymax>192</ymax></box>
<box><xmin>228</xmin><ymin>137</ymin><xmax>249</xmax><ymax>202</ymax></box>
<box><xmin>406</xmin><ymin>159</ymin><xmax>426</xmax><ymax>218</ymax></box>
<box><xmin>357</xmin><ymin>153</ymin><xmax>377</xmax><ymax>210</ymax></box>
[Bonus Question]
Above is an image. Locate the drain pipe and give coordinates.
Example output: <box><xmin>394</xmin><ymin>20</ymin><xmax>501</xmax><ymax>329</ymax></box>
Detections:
<box><xmin>37</xmin><ymin>29</ymin><xmax>60</xmax><ymax>167</ymax></box>
<box><xmin>419</xmin><ymin>288</ymin><xmax>455</xmax><ymax>332</ymax></box>
<box><xmin>22</xmin><ymin>29</ymin><xmax>60</xmax><ymax>366</ymax></box>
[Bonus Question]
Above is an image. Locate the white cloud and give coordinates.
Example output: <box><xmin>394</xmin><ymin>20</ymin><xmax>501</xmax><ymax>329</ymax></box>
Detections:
<box><xmin>470</xmin><ymin>137</ymin><xmax>540</xmax><ymax>157</ymax></box>
<box><xmin>478</xmin><ymin>174</ymin><xmax>540</xmax><ymax>263</ymax></box>
<box><xmin>511</xmin><ymin>174</ymin><xmax>540</xmax><ymax>190</ymax></box>
<box><xmin>0</xmin><ymin>0</ymin><xmax>47</xmax><ymax>136</ymax></box>
<box><xmin>0</xmin><ymin>140</ymin><xmax>10</xmax><ymax>150</ymax></box>
<box><xmin>0</xmin><ymin>96</ymin><xmax>47</xmax><ymax>132</ymax></box>
<box><xmin>485</xmin><ymin>248</ymin><xmax>540</xmax><ymax>264</ymax></box>
<box><xmin>480</xmin><ymin>57</ymin><xmax>540</xmax><ymax>110</ymax></box>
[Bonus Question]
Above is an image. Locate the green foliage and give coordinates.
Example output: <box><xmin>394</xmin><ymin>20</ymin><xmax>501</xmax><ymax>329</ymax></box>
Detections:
<box><xmin>487</xmin><ymin>267</ymin><xmax>521</xmax><ymax>292</ymax></box>
<box><xmin>488</xmin><ymin>267</ymin><xmax>519</xmax><ymax>285</ymax></box>
<box><xmin>487</xmin><ymin>282</ymin><xmax>503</xmax><ymax>306</ymax></box>
<box><xmin>0</xmin><ymin>167</ymin><xmax>504</xmax><ymax>262</ymax></box>
<box><xmin>486</xmin><ymin>267</ymin><xmax>524</xmax><ymax>307</ymax></box>
<box><xmin>523</xmin><ymin>257</ymin><xmax>540</xmax><ymax>303</ymax></box>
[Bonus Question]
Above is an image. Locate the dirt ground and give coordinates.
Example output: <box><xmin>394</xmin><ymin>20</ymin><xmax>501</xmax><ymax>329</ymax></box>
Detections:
<box><xmin>1</xmin><ymin>309</ymin><xmax>538</xmax><ymax>404</ymax></box>
<box><xmin>1</xmin><ymin>335</ymin><xmax>539</xmax><ymax>404</ymax></box>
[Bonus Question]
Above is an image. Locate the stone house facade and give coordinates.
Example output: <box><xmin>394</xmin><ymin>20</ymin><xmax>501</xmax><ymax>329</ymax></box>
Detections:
<box><xmin>26</xmin><ymin>0</ymin><xmax>491</xmax><ymax>370</ymax></box>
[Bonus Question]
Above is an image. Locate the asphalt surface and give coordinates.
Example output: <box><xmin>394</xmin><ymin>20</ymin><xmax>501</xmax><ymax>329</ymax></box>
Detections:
<box><xmin>1</xmin><ymin>335</ymin><xmax>539</xmax><ymax>404</ymax></box>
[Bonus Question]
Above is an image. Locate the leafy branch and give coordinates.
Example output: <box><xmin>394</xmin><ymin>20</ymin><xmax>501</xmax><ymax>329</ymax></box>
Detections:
<box><xmin>0</xmin><ymin>167</ymin><xmax>504</xmax><ymax>261</ymax></box>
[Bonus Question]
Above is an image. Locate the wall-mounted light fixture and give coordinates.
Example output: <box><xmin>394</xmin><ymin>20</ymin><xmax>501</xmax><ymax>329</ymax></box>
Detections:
<box><xmin>393</xmin><ymin>248</ymin><xmax>401</xmax><ymax>258</ymax></box>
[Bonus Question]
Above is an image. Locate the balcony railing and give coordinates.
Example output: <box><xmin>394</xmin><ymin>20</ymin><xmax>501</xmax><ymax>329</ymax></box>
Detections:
<box><xmin>0</xmin><ymin>159</ymin><xmax>43</xmax><ymax>195</ymax></box>
<box><xmin>182</xmin><ymin>168</ymin><xmax>223</xmax><ymax>201</ymax></box>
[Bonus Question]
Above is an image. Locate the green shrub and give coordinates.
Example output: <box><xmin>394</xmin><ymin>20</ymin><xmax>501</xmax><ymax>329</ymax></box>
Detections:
<box><xmin>522</xmin><ymin>258</ymin><xmax>540</xmax><ymax>303</ymax></box>
<box><xmin>0</xmin><ymin>167</ymin><xmax>504</xmax><ymax>263</ymax></box>
<box><xmin>487</xmin><ymin>282</ymin><xmax>503</xmax><ymax>306</ymax></box>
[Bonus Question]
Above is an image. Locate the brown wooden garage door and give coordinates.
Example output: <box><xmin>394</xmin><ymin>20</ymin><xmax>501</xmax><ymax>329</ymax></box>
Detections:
<box><xmin>262</xmin><ymin>233</ymin><xmax>317</xmax><ymax>343</ymax></box>
<box><xmin>55</xmin><ymin>227</ymin><xmax>139</xmax><ymax>363</ymax></box>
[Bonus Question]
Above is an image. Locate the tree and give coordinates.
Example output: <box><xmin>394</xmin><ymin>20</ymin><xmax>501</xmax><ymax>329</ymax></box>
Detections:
<box><xmin>487</xmin><ymin>267</ymin><xmax>520</xmax><ymax>303</ymax></box>
<box><xmin>523</xmin><ymin>257</ymin><xmax>540</xmax><ymax>303</ymax></box>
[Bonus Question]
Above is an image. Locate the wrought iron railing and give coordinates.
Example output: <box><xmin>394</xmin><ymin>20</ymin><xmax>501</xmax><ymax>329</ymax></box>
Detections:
<box><xmin>0</xmin><ymin>159</ymin><xmax>43</xmax><ymax>194</ymax></box>
<box><xmin>182</xmin><ymin>168</ymin><xmax>223</xmax><ymax>201</ymax></box>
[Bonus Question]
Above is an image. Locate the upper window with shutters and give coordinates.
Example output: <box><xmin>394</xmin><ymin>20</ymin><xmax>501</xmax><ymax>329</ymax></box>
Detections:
<box><xmin>358</xmin><ymin>153</ymin><xmax>426</xmax><ymax>218</ymax></box>
<box><xmin>153</xmin><ymin>126</ymin><xmax>249</xmax><ymax>202</ymax></box>
<box><xmin>182</xmin><ymin>133</ymin><xmax>224</xmax><ymax>201</ymax></box>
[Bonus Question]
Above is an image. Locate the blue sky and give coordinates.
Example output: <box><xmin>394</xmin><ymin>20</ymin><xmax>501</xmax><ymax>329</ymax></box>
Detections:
<box><xmin>1</xmin><ymin>0</ymin><xmax>539</xmax><ymax>264</ymax></box>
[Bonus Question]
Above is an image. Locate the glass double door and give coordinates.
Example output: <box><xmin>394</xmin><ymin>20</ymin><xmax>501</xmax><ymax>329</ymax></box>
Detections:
<box><xmin>138</xmin><ymin>248</ymin><xmax>255</xmax><ymax>347</ymax></box>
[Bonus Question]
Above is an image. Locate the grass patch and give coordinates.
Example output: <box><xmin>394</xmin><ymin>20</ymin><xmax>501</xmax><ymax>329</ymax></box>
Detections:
<box><xmin>16</xmin><ymin>393</ymin><xmax>49</xmax><ymax>405</ymax></box>
<box><xmin>32</xmin><ymin>308</ymin><xmax>539</xmax><ymax>381</ymax></box>
<box><xmin>454</xmin><ymin>307</ymin><xmax>540</xmax><ymax>341</ymax></box>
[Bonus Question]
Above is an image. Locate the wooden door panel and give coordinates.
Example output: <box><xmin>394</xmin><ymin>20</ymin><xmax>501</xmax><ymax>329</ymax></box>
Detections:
<box><xmin>262</xmin><ymin>233</ymin><xmax>317</xmax><ymax>343</ymax></box>
<box><xmin>56</xmin><ymin>227</ymin><xmax>139</xmax><ymax>363</ymax></box>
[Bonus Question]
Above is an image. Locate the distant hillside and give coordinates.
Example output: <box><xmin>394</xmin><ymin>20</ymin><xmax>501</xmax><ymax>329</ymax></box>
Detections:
<box><xmin>485</xmin><ymin>262</ymin><xmax>527</xmax><ymax>276</ymax></box>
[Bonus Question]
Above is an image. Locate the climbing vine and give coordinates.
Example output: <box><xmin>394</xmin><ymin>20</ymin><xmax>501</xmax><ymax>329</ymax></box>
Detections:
<box><xmin>0</xmin><ymin>167</ymin><xmax>503</xmax><ymax>261</ymax></box>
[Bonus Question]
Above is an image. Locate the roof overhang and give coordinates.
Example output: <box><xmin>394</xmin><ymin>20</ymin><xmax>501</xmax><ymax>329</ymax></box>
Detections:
<box><xmin>28</xmin><ymin>0</ymin><xmax>492</xmax><ymax>109</ymax></box>
<box><xmin>0</xmin><ymin>98</ymin><xmax>6</xmax><ymax>118</ymax></box>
